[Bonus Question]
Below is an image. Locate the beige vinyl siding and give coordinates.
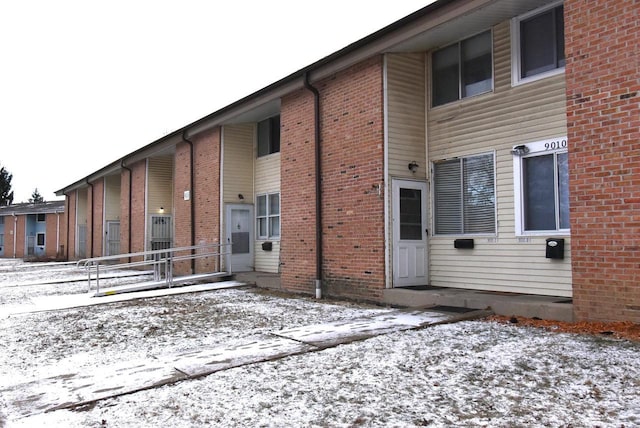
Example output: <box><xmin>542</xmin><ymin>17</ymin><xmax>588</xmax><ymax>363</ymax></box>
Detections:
<box><xmin>386</xmin><ymin>53</ymin><xmax>427</xmax><ymax>180</ymax></box>
<box><xmin>147</xmin><ymin>156</ymin><xmax>174</xmax><ymax>216</ymax></box>
<box><xmin>254</xmin><ymin>153</ymin><xmax>281</xmax><ymax>273</ymax></box>
<box><xmin>427</xmin><ymin>20</ymin><xmax>571</xmax><ymax>296</ymax></box>
<box><xmin>104</xmin><ymin>175</ymin><xmax>121</xmax><ymax>221</ymax></box>
<box><xmin>76</xmin><ymin>189</ymin><xmax>87</xmax><ymax>225</ymax></box>
<box><xmin>223</xmin><ymin>124</ymin><xmax>254</xmax><ymax>204</ymax></box>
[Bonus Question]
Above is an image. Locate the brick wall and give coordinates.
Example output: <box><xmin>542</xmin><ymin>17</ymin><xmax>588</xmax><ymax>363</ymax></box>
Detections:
<box><xmin>174</xmin><ymin>140</ymin><xmax>192</xmax><ymax>275</ymax></box>
<box><xmin>281</xmin><ymin>56</ymin><xmax>386</xmax><ymax>301</ymax></box>
<box><xmin>193</xmin><ymin>128</ymin><xmax>221</xmax><ymax>272</ymax></box>
<box><xmin>120</xmin><ymin>167</ymin><xmax>131</xmax><ymax>256</ymax></box>
<box><xmin>45</xmin><ymin>212</ymin><xmax>63</xmax><ymax>259</ymax></box>
<box><xmin>565</xmin><ymin>0</ymin><xmax>640</xmax><ymax>322</ymax></box>
<box><xmin>90</xmin><ymin>179</ymin><xmax>104</xmax><ymax>258</ymax></box>
<box><xmin>129</xmin><ymin>160</ymin><xmax>147</xmax><ymax>257</ymax></box>
<box><xmin>66</xmin><ymin>192</ymin><xmax>76</xmax><ymax>260</ymax></box>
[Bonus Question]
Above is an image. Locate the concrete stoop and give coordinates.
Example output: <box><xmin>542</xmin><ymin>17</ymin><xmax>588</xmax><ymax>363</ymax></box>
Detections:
<box><xmin>383</xmin><ymin>287</ymin><xmax>573</xmax><ymax>322</ymax></box>
<box><xmin>1</xmin><ymin>307</ymin><xmax>489</xmax><ymax>420</ymax></box>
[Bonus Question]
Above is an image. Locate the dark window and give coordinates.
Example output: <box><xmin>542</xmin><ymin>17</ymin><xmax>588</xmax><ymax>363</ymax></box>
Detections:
<box><xmin>520</xmin><ymin>5</ymin><xmax>565</xmax><ymax>79</ymax></box>
<box><xmin>37</xmin><ymin>233</ymin><xmax>45</xmax><ymax>246</ymax></box>
<box><xmin>257</xmin><ymin>115</ymin><xmax>280</xmax><ymax>157</ymax></box>
<box><xmin>434</xmin><ymin>153</ymin><xmax>495</xmax><ymax>234</ymax></box>
<box><xmin>36</xmin><ymin>213</ymin><xmax>46</xmax><ymax>222</ymax></box>
<box><xmin>522</xmin><ymin>152</ymin><xmax>569</xmax><ymax>231</ymax></box>
<box><xmin>432</xmin><ymin>31</ymin><xmax>492</xmax><ymax>107</ymax></box>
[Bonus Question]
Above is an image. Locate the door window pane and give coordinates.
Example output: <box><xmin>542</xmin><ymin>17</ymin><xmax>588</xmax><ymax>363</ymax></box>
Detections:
<box><xmin>557</xmin><ymin>152</ymin><xmax>570</xmax><ymax>229</ymax></box>
<box><xmin>399</xmin><ymin>188</ymin><xmax>422</xmax><ymax>240</ymax></box>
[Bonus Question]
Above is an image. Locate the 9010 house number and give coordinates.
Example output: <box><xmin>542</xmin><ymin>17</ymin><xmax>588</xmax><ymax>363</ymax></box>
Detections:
<box><xmin>545</xmin><ymin>139</ymin><xmax>567</xmax><ymax>150</ymax></box>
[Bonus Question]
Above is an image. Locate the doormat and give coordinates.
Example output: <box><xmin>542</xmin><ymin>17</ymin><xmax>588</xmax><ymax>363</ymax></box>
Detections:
<box><xmin>400</xmin><ymin>285</ymin><xmax>443</xmax><ymax>291</ymax></box>
<box><xmin>429</xmin><ymin>305</ymin><xmax>477</xmax><ymax>314</ymax></box>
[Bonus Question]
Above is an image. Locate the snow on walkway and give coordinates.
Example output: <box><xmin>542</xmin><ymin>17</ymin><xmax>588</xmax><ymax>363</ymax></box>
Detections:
<box><xmin>1</xmin><ymin>307</ymin><xmax>484</xmax><ymax>418</ymax></box>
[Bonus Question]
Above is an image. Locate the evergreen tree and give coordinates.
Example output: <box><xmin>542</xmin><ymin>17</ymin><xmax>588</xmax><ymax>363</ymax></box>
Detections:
<box><xmin>29</xmin><ymin>188</ymin><xmax>44</xmax><ymax>204</ymax></box>
<box><xmin>0</xmin><ymin>166</ymin><xmax>14</xmax><ymax>206</ymax></box>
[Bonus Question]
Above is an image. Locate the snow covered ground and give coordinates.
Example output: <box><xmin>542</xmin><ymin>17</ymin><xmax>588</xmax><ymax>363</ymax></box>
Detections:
<box><xmin>1</xmin><ymin>259</ymin><xmax>639</xmax><ymax>427</ymax></box>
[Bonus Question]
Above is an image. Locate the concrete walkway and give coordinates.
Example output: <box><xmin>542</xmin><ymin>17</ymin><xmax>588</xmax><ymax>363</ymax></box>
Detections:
<box><xmin>1</xmin><ymin>305</ymin><xmax>490</xmax><ymax>418</ymax></box>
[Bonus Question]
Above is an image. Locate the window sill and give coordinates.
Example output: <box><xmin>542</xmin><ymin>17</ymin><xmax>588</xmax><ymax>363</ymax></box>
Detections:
<box><xmin>511</xmin><ymin>67</ymin><xmax>565</xmax><ymax>87</ymax></box>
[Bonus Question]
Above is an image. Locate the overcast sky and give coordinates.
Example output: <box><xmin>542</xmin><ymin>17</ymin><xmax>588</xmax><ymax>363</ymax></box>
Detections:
<box><xmin>0</xmin><ymin>0</ymin><xmax>434</xmax><ymax>203</ymax></box>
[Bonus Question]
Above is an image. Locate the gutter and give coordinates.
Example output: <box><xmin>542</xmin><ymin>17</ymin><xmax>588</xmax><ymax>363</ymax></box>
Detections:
<box><xmin>181</xmin><ymin>130</ymin><xmax>196</xmax><ymax>274</ymax></box>
<box><xmin>121</xmin><ymin>160</ymin><xmax>133</xmax><ymax>261</ymax></box>
<box><xmin>303</xmin><ymin>72</ymin><xmax>323</xmax><ymax>299</ymax></box>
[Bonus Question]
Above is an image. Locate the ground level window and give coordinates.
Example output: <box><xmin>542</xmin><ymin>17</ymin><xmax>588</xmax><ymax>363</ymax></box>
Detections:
<box><xmin>514</xmin><ymin>137</ymin><xmax>569</xmax><ymax>234</ymax></box>
<box><xmin>256</xmin><ymin>193</ymin><xmax>280</xmax><ymax>239</ymax></box>
<box><xmin>433</xmin><ymin>152</ymin><xmax>496</xmax><ymax>235</ymax></box>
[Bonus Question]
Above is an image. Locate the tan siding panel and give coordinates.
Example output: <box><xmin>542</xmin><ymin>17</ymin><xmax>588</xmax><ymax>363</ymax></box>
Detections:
<box><xmin>427</xmin><ymin>20</ymin><xmax>571</xmax><ymax>296</ymax></box>
<box><xmin>223</xmin><ymin>124</ymin><xmax>254</xmax><ymax>204</ymax></box>
<box><xmin>255</xmin><ymin>153</ymin><xmax>281</xmax><ymax>272</ymax></box>
<box><xmin>104</xmin><ymin>175</ymin><xmax>121</xmax><ymax>221</ymax></box>
<box><xmin>147</xmin><ymin>156</ymin><xmax>174</xmax><ymax>216</ymax></box>
<box><xmin>386</xmin><ymin>53</ymin><xmax>427</xmax><ymax>180</ymax></box>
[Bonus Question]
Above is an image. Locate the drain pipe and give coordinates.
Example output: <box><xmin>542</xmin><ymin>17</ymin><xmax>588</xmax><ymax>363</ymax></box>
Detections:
<box><xmin>304</xmin><ymin>72</ymin><xmax>322</xmax><ymax>299</ymax></box>
<box><xmin>86</xmin><ymin>179</ymin><xmax>94</xmax><ymax>258</ymax></box>
<box><xmin>181</xmin><ymin>130</ymin><xmax>196</xmax><ymax>274</ymax></box>
<box><xmin>65</xmin><ymin>196</ymin><xmax>70</xmax><ymax>260</ymax></box>
<box><xmin>121</xmin><ymin>160</ymin><xmax>133</xmax><ymax>261</ymax></box>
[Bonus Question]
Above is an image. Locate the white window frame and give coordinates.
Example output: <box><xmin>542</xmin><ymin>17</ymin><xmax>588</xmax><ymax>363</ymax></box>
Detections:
<box><xmin>256</xmin><ymin>192</ymin><xmax>280</xmax><ymax>240</ymax></box>
<box><xmin>431</xmin><ymin>29</ymin><xmax>494</xmax><ymax>108</ymax></box>
<box><xmin>36</xmin><ymin>232</ymin><xmax>45</xmax><ymax>247</ymax></box>
<box><xmin>513</xmin><ymin>136</ymin><xmax>569</xmax><ymax>236</ymax></box>
<box><xmin>511</xmin><ymin>1</ymin><xmax>565</xmax><ymax>87</ymax></box>
<box><xmin>432</xmin><ymin>151</ymin><xmax>497</xmax><ymax>236</ymax></box>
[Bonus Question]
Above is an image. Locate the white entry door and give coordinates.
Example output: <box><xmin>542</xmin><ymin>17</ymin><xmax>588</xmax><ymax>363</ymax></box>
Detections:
<box><xmin>225</xmin><ymin>204</ymin><xmax>254</xmax><ymax>272</ymax></box>
<box><xmin>392</xmin><ymin>179</ymin><xmax>428</xmax><ymax>287</ymax></box>
<box><xmin>106</xmin><ymin>221</ymin><xmax>121</xmax><ymax>256</ymax></box>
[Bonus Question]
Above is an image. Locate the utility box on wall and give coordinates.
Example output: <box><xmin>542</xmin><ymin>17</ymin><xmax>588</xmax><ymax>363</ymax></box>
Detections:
<box><xmin>546</xmin><ymin>238</ymin><xmax>565</xmax><ymax>259</ymax></box>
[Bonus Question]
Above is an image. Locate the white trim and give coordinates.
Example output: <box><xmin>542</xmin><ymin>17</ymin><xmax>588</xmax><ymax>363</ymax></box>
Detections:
<box><xmin>219</xmin><ymin>126</ymin><xmax>225</xmax><ymax>265</ymax></box>
<box><xmin>511</xmin><ymin>1</ymin><xmax>565</xmax><ymax>87</ymax></box>
<box><xmin>144</xmin><ymin>159</ymin><xmax>149</xmax><ymax>253</ymax></box>
<box><xmin>513</xmin><ymin>136</ymin><xmax>569</xmax><ymax>236</ymax></box>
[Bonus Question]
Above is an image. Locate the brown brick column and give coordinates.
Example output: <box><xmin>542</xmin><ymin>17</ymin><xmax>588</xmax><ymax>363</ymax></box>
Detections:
<box><xmin>565</xmin><ymin>0</ymin><xmax>640</xmax><ymax>321</ymax></box>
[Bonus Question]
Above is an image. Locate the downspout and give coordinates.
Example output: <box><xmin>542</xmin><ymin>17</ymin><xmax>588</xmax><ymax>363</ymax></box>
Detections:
<box><xmin>304</xmin><ymin>72</ymin><xmax>323</xmax><ymax>299</ymax></box>
<box><xmin>56</xmin><ymin>211</ymin><xmax>60</xmax><ymax>259</ymax></box>
<box><xmin>121</xmin><ymin>160</ymin><xmax>133</xmax><ymax>262</ymax></box>
<box><xmin>181</xmin><ymin>130</ymin><xmax>196</xmax><ymax>274</ymax></box>
<box><xmin>86</xmin><ymin>179</ymin><xmax>94</xmax><ymax>258</ymax></box>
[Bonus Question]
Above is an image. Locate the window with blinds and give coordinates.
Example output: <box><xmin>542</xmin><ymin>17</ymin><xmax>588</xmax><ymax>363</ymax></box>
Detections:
<box><xmin>434</xmin><ymin>153</ymin><xmax>496</xmax><ymax>235</ymax></box>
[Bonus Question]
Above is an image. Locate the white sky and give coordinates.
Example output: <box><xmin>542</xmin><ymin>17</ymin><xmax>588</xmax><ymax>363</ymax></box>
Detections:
<box><xmin>0</xmin><ymin>0</ymin><xmax>435</xmax><ymax>203</ymax></box>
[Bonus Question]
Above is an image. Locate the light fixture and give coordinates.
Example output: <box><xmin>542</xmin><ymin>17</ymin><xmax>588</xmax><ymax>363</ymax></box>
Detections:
<box><xmin>511</xmin><ymin>145</ymin><xmax>530</xmax><ymax>156</ymax></box>
<box><xmin>159</xmin><ymin>206</ymin><xmax>165</xmax><ymax>214</ymax></box>
<box><xmin>408</xmin><ymin>161</ymin><xmax>419</xmax><ymax>172</ymax></box>
<box><xmin>238</xmin><ymin>194</ymin><xmax>244</xmax><ymax>200</ymax></box>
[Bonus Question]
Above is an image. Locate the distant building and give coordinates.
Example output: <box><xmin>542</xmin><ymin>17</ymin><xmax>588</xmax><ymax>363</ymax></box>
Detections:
<box><xmin>55</xmin><ymin>0</ymin><xmax>639</xmax><ymax>323</ymax></box>
<box><xmin>0</xmin><ymin>201</ymin><xmax>66</xmax><ymax>259</ymax></box>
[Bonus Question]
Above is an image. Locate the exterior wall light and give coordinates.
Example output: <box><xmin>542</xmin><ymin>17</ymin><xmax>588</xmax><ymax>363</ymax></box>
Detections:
<box><xmin>511</xmin><ymin>145</ymin><xmax>530</xmax><ymax>156</ymax></box>
<box><xmin>408</xmin><ymin>161</ymin><xmax>419</xmax><ymax>172</ymax></box>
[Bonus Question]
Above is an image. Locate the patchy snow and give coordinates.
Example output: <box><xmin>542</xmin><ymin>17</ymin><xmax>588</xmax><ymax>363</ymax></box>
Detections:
<box><xmin>1</xmin><ymin>261</ymin><xmax>639</xmax><ymax>427</ymax></box>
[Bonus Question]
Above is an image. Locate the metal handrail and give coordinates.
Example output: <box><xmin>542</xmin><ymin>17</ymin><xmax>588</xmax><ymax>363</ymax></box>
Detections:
<box><xmin>77</xmin><ymin>242</ymin><xmax>233</xmax><ymax>294</ymax></box>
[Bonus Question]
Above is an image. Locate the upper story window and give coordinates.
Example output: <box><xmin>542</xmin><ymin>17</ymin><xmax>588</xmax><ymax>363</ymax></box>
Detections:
<box><xmin>0</xmin><ymin>216</ymin><xmax>4</xmax><ymax>225</ymax></box>
<box><xmin>513</xmin><ymin>137</ymin><xmax>569</xmax><ymax>235</ymax></box>
<box><xmin>36</xmin><ymin>213</ymin><xmax>46</xmax><ymax>222</ymax></box>
<box><xmin>257</xmin><ymin>115</ymin><xmax>280</xmax><ymax>157</ymax></box>
<box><xmin>256</xmin><ymin>192</ymin><xmax>280</xmax><ymax>239</ymax></box>
<box><xmin>512</xmin><ymin>2</ymin><xmax>565</xmax><ymax>85</ymax></box>
<box><xmin>432</xmin><ymin>30</ymin><xmax>493</xmax><ymax>107</ymax></box>
<box><xmin>433</xmin><ymin>152</ymin><xmax>496</xmax><ymax>235</ymax></box>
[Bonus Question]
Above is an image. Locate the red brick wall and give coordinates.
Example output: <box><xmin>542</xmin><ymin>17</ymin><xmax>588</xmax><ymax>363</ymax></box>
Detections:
<box><xmin>565</xmin><ymin>0</ymin><xmax>640</xmax><ymax>322</ymax></box>
<box><xmin>120</xmin><ymin>168</ymin><xmax>132</xmax><ymax>256</ymax></box>
<box><xmin>66</xmin><ymin>192</ymin><xmax>77</xmax><ymax>260</ymax></box>
<box><xmin>174</xmin><ymin>141</ymin><xmax>192</xmax><ymax>274</ymax></box>
<box><xmin>193</xmin><ymin>128</ymin><xmax>221</xmax><ymax>272</ymax></box>
<box><xmin>15</xmin><ymin>216</ymin><xmax>25</xmax><ymax>257</ymax></box>
<box><xmin>90</xmin><ymin>179</ymin><xmax>104</xmax><ymax>257</ymax></box>
<box><xmin>281</xmin><ymin>56</ymin><xmax>386</xmax><ymax>301</ymax></box>
<box><xmin>3</xmin><ymin>214</ymin><xmax>16</xmax><ymax>257</ymax></box>
<box><xmin>281</xmin><ymin>87</ymin><xmax>318</xmax><ymax>293</ymax></box>
<box><xmin>45</xmin><ymin>212</ymin><xmax>63</xmax><ymax>258</ymax></box>
<box><xmin>129</xmin><ymin>160</ymin><xmax>147</xmax><ymax>256</ymax></box>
